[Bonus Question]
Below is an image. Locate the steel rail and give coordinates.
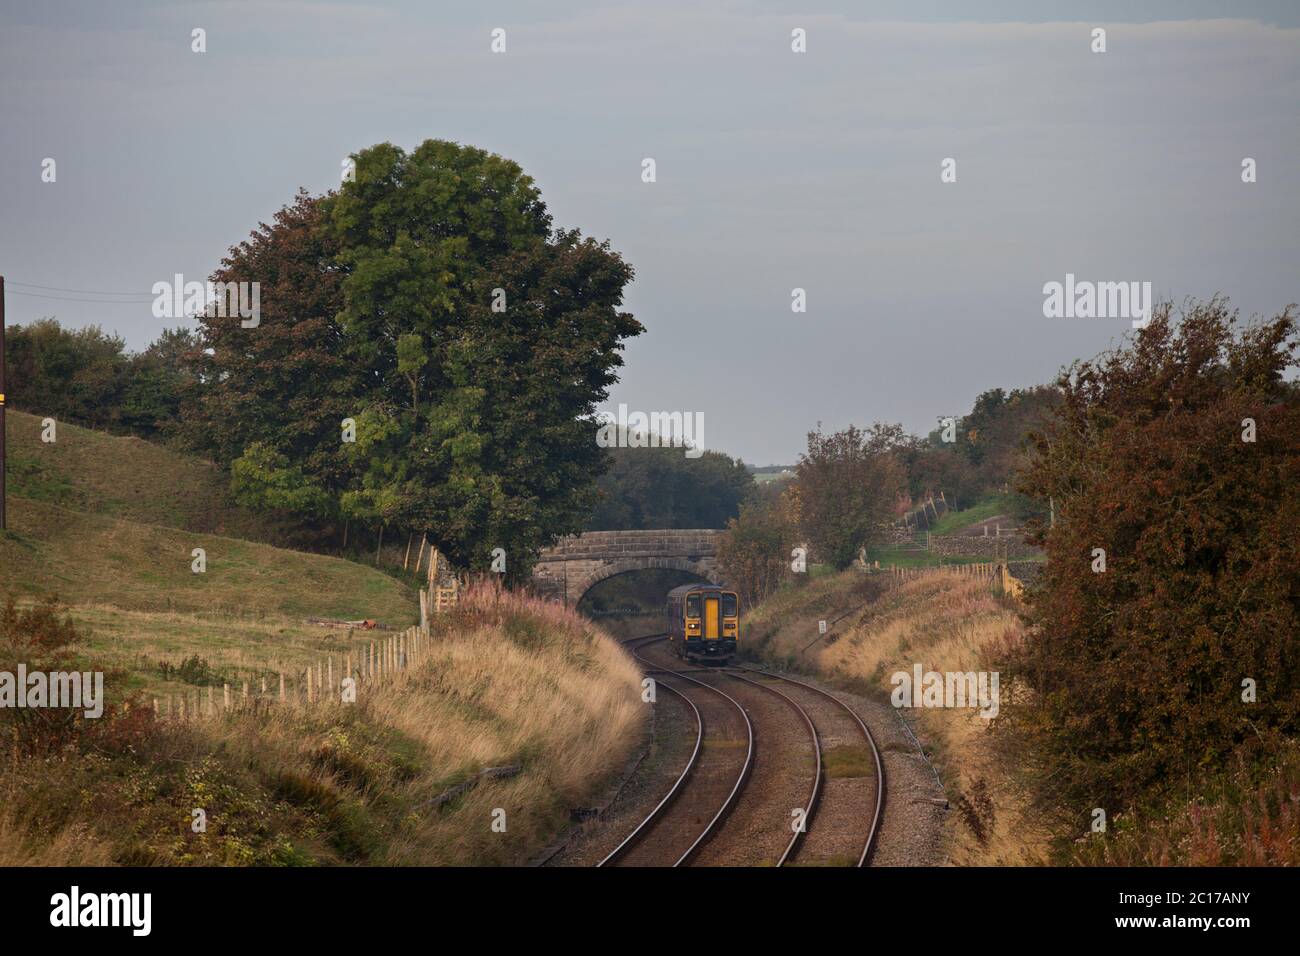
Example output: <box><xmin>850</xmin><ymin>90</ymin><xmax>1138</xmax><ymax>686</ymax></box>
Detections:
<box><xmin>597</xmin><ymin>635</ymin><xmax>704</xmax><ymax>866</ymax></box>
<box><xmin>600</xmin><ymin>633</ymin><xmax>754</xmax><ymax>867</ymax></box>
<box><xmin>737</xmin><ymin>663</ymin><xmax>885</xmax><ymax>867</ymax></box>
<box><xmin>711</xmin><ymin>667</ymin><xmax>821</xmax><ymax>866</ymax></box>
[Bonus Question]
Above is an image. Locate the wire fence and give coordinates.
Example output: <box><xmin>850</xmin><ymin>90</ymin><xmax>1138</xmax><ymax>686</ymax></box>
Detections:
<box><xmin>148</xmin><ymin>621</ymin><xmax>437</xmax><ymax>720</ymax></box>
<box><xmin>150</xmin><ymin>542</ymin><xmax>465</xmax><ymax>721</ymax></box>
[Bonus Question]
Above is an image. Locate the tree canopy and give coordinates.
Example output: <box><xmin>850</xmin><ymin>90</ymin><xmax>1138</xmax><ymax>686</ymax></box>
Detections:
<box><xmin>1002</xmin><ymin>297</ymin><xmax>1300</xmax><ymax>814</ymax></box>
<box><xmin>181</xmin><ymin>140</ymin><xmax>642</xmax><ymax>579</ymax></box>
<box><xmin>795</xmin><ymin>423</ymin><xmax>908</xmax><ymax>570</ymax></box>
<box><xmin>585</xmin><ymin>443</ymin><xmax>754</xmax><ymax>531</ymax></box>
<box><xmin>5</xmin><ymin>318</ymin><xmax>196</xmax><ymax>440</ymax></box>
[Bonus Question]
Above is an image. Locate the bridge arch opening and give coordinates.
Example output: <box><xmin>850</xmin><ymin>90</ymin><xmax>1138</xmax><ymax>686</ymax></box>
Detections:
<box><xmin>576</xmin><ymin>566</ymin><xmax>711</xmax><ymax>633</ymax></box>
<box><xmin>531</xmin><ymin>529</ymin><xmax>723</xmax><ymax>607</ymax></box>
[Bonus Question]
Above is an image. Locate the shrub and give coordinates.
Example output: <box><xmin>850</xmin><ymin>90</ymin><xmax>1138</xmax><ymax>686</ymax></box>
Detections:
<box><xmin>1002</xmin><ymin>298</ymin><xmax>1300</xmax><ymax>818</ymax></box>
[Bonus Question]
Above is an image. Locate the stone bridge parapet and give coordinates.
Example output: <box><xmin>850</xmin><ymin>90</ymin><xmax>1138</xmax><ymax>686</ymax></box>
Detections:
<box><xmin>532</xmin><ymin>529</ymin><xmax>723</xmax><ymax>605</ymax></box>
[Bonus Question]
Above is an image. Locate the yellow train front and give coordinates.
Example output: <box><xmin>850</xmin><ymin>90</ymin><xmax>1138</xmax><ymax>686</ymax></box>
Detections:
<box><xmin>665</xmin><ymin>584</ymin><xmax>739</xmax><ymax>662</ymax></box>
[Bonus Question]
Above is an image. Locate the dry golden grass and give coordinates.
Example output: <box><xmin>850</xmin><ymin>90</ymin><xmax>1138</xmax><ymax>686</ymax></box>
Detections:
<box><xmin>1</xmin><ymin>412</ymin><xmax>644</xmax><ymax>865</ymax></box>
<box><xmin>749</xmin><ymin>571</ymin><xmax>1050</xmax><ymax>865</ymax></box>
<box><xmin>0</xmin><ymin>811</ymin><xmax>115</xmax><ymax>866</ymax></box>
<box><xmin>0</xmin><ymin>587</ymin><xmax>645</xmax><ymax>867</ymax></box>
<box><xmin>367</xmin><ymin>611</ymin><xmax>645</xmax><ymax>863</ymax></box>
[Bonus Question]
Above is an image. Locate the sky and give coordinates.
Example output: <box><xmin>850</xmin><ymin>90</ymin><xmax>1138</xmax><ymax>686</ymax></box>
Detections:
<box><xmin>2</xmin><ymin>1</ymin><xmax>1297</xmax><ymax>465</ymax></box>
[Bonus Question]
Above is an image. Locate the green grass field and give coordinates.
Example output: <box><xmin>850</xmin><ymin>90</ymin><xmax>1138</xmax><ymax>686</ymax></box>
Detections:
<box><xmin>863</xmin><ymin>546</ymin><xmax>988</xmax><ymax>569</ymax></box>
<box><xmin>2</xmin><ymin>410</ymin><xmax>417</xmax><ymax>699</ymax></box>
<box><xmin>928</xmin><ymin>494</ymin><xmax>1014</xmax><ymax>536</ymax></box>
<box><xmin>5</xmin><ymin>410</ymin><xmax>279</xmax><ymax>537</ymax></box>
<box><xmin>0</xmin><ymin>413</ymin><xmax>644</xmax><ymax>868</ymax></box>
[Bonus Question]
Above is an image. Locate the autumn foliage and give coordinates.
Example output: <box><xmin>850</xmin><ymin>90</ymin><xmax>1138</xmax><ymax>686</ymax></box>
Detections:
<box><xmin>795</xmin><ymin>423</ymin><xmax>907</xmax><ymax>570</ymax></box>
<box><xmin>1002</xmin><ymin>298</ymin><xmax>1300</xmax><ymax>821</ymax></box>
<box><xmin>180</xmin><ymin>141</ymin><xmax>642</xmax><ymax>578</ymax></box>
<box><xmin>716</xmin><ymin>488</ymin><xmax>800</xmax><ymax>606</ymax></box>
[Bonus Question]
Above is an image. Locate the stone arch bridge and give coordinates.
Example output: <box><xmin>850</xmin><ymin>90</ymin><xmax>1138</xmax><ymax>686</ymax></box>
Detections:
<box><xmin>532</xmin><ymin>530</ymin><xmax>723</xmax><ymax>606</ymax></box>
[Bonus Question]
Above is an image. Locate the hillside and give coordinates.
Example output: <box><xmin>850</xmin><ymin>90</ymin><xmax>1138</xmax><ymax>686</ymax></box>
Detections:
<box><xmin>0</xmin><ymin>586</ymin><xmax>645</xmax><ymax>866</ymax></box>
<box><xmin>2</xmin><ymin>411</ymin><xmax>418</xmax><ymax>701</ymax></box>
<box><xmin>5</xmin><ymin>409</ymin><xmax>280</xmax><ymax>538</ymax></box>
<box><xmin>0</xmin><ymin>414</ymin><xmax>646</xmax><ymax>866</ymax></box>
<box><xmin>2</xmin><ymin>497</ymin><xmax>410</xmax><ymax>620</ymax></box>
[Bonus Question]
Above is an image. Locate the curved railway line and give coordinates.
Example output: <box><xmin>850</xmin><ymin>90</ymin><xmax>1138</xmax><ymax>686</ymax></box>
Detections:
<box><xmin>733</xmin><ymin>663</ymin><xmax>884</xmax><ymax>866</ymax></box>
<box><xmin>598</xmin><ymin>634</ymin><xmax>754</xmax><ymax>866</ymax></box>
<box><xmin>600</xmin><ymin>633</ymin><xmax>885</xmax><ymax>867</ymax></box>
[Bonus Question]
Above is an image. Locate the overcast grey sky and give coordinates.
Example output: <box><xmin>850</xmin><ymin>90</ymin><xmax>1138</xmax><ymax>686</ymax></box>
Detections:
<box><xmin>2</xmin><ymin>1</ymin><xmax>1297</xmax><ymax>464</ymax></box>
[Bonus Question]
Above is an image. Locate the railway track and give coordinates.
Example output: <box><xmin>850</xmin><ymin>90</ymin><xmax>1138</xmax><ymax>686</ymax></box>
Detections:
<box><xmin>730</xmin><ymin>663</ymin><xmax>884</xmax><ymax>866</ymax></box>
<box><xmin>598</xmin><ymin>634</ymin><xmax>754</xmax><ymax>867</ymax></box>
<box><xmin>602</xmin><ymin>633</ymin><xmax>884</xmax><ymax>867</ymax></box>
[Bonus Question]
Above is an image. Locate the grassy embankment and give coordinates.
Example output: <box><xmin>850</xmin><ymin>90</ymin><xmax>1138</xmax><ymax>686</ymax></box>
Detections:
<box><xmin>928</xmin><ymin>496</ymin><xmax>1014</xmax><ymax>536</ymax></box>
<box><xmin>743</xmin><ymin>568</ymin><xmax>1050</xmax><ymax>865</ymax></box>
<box><xmin>0</xmin><ymin>411</ymin><xmax>645</xmax><ymax>864</ymax></box>
<box><xmin>748</xmin><ymin>531</ymin><xmax>1299</xmax><ymax>866</ymax></box>
<box><xmin>865</xmin><ymin>495</ymin><xmax>1045</xmax><ymax>569</ymax></box>
<box><xmin>2</xmin><ymin>411</ymin><xmax>415</xmax><ymax>701</ymax></box>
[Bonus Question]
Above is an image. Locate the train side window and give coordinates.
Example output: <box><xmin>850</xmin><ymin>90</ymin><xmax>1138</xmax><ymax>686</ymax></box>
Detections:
<box><xmin>686</xmin><ymin>594</ymin><xmax>700</xmax><ymax>617</ymax></box>
<box><xmin>723</xmin><ymin>593</ymin><xmax>737</xmax><ymax>617</ymax></box>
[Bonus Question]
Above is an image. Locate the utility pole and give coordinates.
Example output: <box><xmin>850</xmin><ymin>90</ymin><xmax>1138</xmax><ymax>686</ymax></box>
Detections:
<box><xmin>1</xmin><ymin>274</ymin><xmax>6</xmax><ymax>532</ymax></box>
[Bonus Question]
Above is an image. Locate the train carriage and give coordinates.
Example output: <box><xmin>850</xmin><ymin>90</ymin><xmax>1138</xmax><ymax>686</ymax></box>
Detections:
<box><xmin>665</xmin><ymin>584</ymin><xmax>739</xmax><ymax>662</ymax></box>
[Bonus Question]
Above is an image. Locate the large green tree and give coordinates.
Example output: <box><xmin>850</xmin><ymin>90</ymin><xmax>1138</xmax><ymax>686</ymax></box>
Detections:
<box><xmin>183</xmin><ymin>141</ymin><xmax>641</xmax><ymax>578</ymax></box>
<box><xmin>795</xmin><ymin>423</ymin><xmax>907</xmax><ymax>569</ymax></box>
<box><xmin>586</xmin><ymin>443</ymin><xmax>754</xmax><ymax>530</ymax></box>
<box><xmin>180</xmin><ymin>189</ymin><xmax>360</xmax><ymax>519</ymax></box>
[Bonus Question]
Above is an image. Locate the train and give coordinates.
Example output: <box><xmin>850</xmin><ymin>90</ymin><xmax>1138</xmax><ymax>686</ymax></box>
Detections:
<box><xmin>665</xmin><ymin>584</ymin><xmax>739</xmax><ymax>662</ymax></box>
